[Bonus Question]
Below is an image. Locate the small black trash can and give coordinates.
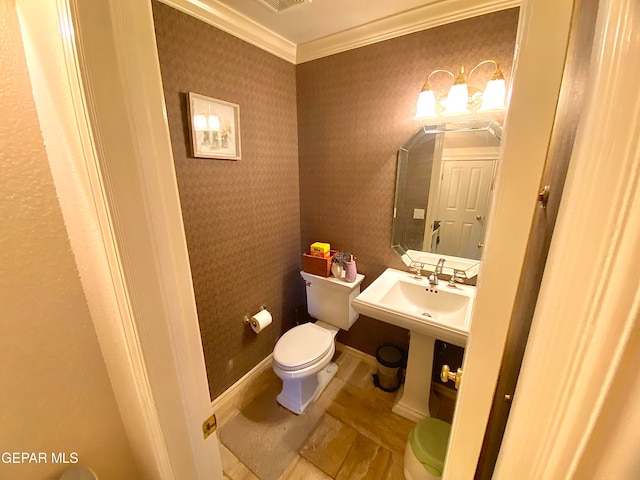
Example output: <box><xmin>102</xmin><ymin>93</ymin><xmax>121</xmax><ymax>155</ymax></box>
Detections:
<box><xmin>373</xmin><ymin>344</ymin><xmax>404</xmax><ymax>392</ymax></box>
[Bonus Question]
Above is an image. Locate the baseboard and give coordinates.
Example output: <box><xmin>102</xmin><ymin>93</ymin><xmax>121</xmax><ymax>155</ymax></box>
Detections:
<box><xmin>335</xmin><ymin>342</ymin><xmax>377</xmax><ymax>366</ymax></box>
<box><xmin>211</xmin><ymin>353</ymin><xmax>273</xmax><ymax>410</ymax></box>
<box><xmin>211</xmin><ymin>344</ymin><xmax>377</xmax><ymax>410</ymax></box>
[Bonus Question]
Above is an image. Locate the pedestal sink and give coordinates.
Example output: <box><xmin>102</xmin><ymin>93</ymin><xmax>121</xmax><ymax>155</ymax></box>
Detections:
<box><xmin>352</xmin><ymin>268</ymin><xmax>475</xmax><ymax>421</ymax></box>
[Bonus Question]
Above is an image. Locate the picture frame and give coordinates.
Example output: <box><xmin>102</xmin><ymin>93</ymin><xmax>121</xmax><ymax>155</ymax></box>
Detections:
<box><xmin>187</xmin><ymin>92</ymin><xmax>241</xmax><ymax>160</ymax></box>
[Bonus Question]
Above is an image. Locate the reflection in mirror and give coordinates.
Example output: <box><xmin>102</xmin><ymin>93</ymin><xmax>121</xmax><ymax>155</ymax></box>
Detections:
<box><xmin>392</xmin><ymin>121</ymin><xmax>502</xmax><ymax>278</ymax></box>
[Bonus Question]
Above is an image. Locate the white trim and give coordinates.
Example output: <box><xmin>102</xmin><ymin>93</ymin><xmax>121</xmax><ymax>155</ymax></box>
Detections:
<box><xmin>158</xmin><ymin>0</ymin><xmax>520</xmax><ymax>65</ymax></box>
<box><xmin>442</xmin><ymin>0</ymin><xmax>575</xmax><ymax>477</ymax></box>
<box><xmin>296</xmin><ymin>0</ymin><xmax>521</xmax><ymax>63</ymax></box>
<box><xmin>210</xmin><ymin>345</ymin><xmax>375</xmax><ymax>413</ymax></box>
<box><xmin>495</xmin><ymin>0</ymin><xmax>640</xmax><ymax>477</ymax></box>
<box><xmin>210</xmin><ymin>344</ymin><xmax>423</xmax><ymax>411</ymax></box>
<box><xmin>441</xmin><ymin>147</ymin><xmax>501</xmax><ymax>161</ymax></box>
<box><xmin>335</xmin><ymin>342</ymin><xmax>377</xmax><ymax>366</ymax></box>
<box><xmin>158</xmin><ymin>0</ymin><xmax>296</xmax><ymax>63</ymax></box>
<box><xmin>16</xmin><ymin>1</ymin><xmax>173</xmax><ymax>477</ymax></box>
<box><xmin>211</xmin><ymin>354</ymin><xmax>274</xmax><ymax>411</ymax></box>
<box><xmin>26</xmin><ymin>0</ymin><xmax>224</xmax><ymax>478</ymax></box>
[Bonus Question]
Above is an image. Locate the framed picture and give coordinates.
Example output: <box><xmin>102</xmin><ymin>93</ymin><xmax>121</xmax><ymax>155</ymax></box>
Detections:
<box><xmin>187</xmin><ymin>92</ymin><xmax>241</xmax><ymax>160</ymax></box>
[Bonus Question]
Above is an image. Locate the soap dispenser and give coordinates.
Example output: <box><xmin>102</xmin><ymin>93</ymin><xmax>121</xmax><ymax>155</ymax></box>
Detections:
<box><xmin>345</xmin><ymin>255</ymin><xmax>357</xmax><ymax>283</ymax></box>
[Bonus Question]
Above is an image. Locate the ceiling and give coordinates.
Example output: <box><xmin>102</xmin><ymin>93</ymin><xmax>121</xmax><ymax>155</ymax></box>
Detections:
<box><xmin>161</xmin><ymin>0</ymin><xmax>521</xmax><ymax>63</ymax></box>
<box><xmin>216</xmin><ymin>0</ymin><xmax>441</xmax><ymax>45</ymax></box>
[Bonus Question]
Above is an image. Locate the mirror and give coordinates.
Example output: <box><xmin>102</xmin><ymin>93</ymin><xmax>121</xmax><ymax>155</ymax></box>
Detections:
<box><xmin>392</xmin><ymin>120</ymin><xmax>502</xmax><ymax>278</ymax></box>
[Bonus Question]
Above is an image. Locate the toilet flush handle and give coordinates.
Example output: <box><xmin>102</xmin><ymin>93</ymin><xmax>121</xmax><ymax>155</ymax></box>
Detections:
<box><xmin>440</xmin><ymin>365</ymin><xmax>463</xmax><ymax>390</ymax></box>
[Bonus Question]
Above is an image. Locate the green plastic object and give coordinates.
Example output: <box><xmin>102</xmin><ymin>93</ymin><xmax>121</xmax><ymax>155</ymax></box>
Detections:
<box><xmin>409</xmin><ymin>418</ymin><xmax>452</xmax><ymax>477</ymax></box>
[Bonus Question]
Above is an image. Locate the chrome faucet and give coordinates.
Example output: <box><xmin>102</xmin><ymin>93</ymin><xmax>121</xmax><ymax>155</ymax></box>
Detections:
<box><xmin>428</xmin><ymin>258</ymin><xmax>446</xmax><ymax>286</ymax></box>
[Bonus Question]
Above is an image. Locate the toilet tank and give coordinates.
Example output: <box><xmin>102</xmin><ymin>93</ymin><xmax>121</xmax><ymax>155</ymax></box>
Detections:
<box><xmin>300</xmin><ymin>271</ymin><xmax>365</xmax><ymax>330</ymax></box>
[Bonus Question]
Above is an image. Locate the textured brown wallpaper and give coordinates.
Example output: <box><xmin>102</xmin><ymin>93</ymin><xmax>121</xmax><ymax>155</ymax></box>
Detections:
<box><xmin>152</xmin><ymin>2</ymin><xmax>302</xmax><ymax>399</ymax></box>
<box><xmin>297</xmin><ymin>9</ymin><xmax>519</xmax><ymax>355</ymax></box>
<box><xmin>153</xmin><ymin>3</ymin><xmax>518</xmax><ymax>399</ymax></box>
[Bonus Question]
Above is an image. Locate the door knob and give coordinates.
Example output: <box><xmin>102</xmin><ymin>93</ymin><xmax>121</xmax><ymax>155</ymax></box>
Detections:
<box><xmin>476</xmin><ymin>215</ymin><xmax>483</xmax><ymax>220</ymax></box>
<box><xmin>440</xmin><ymin>365</ymin><xmax>462</xmax><ymax>390</ymax></box>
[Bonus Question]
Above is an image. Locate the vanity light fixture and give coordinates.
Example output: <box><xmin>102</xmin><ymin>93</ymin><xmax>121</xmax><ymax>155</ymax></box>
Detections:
<box><xmin>414</xmin><ymin>60</ymin><xmax>506</xmax><ymax>120</ymax></box>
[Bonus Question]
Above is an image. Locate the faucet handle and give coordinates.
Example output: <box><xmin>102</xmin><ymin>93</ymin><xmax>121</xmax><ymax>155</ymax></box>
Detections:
<box><xmin>409</xmin><ymin>262</ymin><xmax>424</xmax><ymax>279</ymax></box>
<box><xmin>447</xmin><ymin>269</ymin><xmax>466</xmax><ymax>288</ymax></box>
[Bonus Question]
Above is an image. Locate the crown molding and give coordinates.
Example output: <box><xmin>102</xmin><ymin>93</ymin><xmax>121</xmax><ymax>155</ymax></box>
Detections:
<box><xmin>296</xmin><ymin>0</ymin><xmax>521</xmax><ymax>63</ymax></box>
<box><xmin>158</xmin><ymin>0</ymin><xmax>297</xmax><ymax>63</ymax></box>
<box><xmin>158</xmin><ymin>0</ymin><xmax>521</xmax><ymax>65</ymax></box>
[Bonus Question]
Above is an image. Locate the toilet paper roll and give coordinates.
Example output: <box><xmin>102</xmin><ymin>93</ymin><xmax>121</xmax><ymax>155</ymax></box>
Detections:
<box><xmin>250</xmin><ymin>309</ymin><xmax>272</xmax><ymax>333</ymax></box>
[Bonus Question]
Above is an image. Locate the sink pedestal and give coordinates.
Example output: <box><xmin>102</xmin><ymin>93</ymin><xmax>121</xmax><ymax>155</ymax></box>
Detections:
<box><xmin>351</xmin><ymin>268</ymin><xmax>474</xmax><ymax>422</ymax></box>
<box><xmin>392</xmin><ymin>331</ymin><xmax>435</xmax><ymax>422</ymax></box>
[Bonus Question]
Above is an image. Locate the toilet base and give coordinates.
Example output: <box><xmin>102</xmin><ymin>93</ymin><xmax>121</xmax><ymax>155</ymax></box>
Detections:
<box><xmin>276</xmin><ymin>362</ymin><xmax>338</xmax><ymax>414</ymax></box>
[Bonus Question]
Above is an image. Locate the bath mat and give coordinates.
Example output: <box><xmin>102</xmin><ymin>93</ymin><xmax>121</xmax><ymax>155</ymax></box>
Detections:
<box><xmin>219</xmin><ymin>382</ymin><xmax>326</xmax><ymax>480</ymax></box>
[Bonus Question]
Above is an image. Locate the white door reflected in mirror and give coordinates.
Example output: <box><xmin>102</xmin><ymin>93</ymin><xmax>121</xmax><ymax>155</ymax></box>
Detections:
<box><xmin>391</xmin><ymin>121</ymin><xmax>501</xmax><ymax>275</ymax></box>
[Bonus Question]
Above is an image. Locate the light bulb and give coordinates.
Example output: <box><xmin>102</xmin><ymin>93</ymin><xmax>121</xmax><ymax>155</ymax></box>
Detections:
<box><xmin>479</xmin><ymin>78</ymin><xmax>506</xmax><ymax>112</ymax></box>
<box><xmin>443</xmin><ymin>83</ymin><xmax>470</xmax><ymax>116</ymax></box>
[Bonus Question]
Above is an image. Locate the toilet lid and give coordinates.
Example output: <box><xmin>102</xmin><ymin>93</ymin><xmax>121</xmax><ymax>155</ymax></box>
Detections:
<box><xmin>273</xmin><ymin>322</ymin><xmax>333</xmax><ymax>371</ymax></box>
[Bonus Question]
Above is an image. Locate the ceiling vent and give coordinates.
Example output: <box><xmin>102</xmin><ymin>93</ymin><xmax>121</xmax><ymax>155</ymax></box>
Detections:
<box><xmin>254</xmin><ymin>0</ymin><xmax>306</xmax><ymax>13</ymax></box>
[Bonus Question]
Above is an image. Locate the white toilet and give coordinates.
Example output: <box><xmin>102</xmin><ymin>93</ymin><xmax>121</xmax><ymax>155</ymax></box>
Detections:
<box><xmin>272</xmin><ymin>270</ymin><xmax>364</xmax><ymax>414</ymax></box>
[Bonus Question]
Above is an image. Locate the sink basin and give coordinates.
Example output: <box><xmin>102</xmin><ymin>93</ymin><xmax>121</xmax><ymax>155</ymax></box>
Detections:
<box><xmin>353</xmin><ymin>267</ymin><xmax>475</xmax><ymax>347</ymax></box>
<box><xmin>352</xmin><ymin>267</ymin><xmax>476</xmax><ymax>421</ymax></box>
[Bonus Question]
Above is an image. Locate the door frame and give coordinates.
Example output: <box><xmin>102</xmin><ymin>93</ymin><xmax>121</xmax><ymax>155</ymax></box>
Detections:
<box><xmin>494</xmin><ymin>0</ymin><xmax>640</xmax><ymax>476</ymax></box>
<box><xmin>16</xmin><ymin>0</ymin><xmax>221</xmax><ymax>478</ymax></box>
<box><xmin>444</xmin><ymin>0</ymin><xmax>576</xmax><ymax>476</ymax></box>
<box><xmin>448</xmin><ymin>0</ymin><xmax>640</xmax><ymax>477</ymax></box>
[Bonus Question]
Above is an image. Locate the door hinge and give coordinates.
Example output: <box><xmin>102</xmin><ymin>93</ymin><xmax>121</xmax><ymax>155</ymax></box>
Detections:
<box><xmin>202</xmin><ymin>413</ymin><xmax>217</xmax><ymax>439</ymax></box>
<box><xmin>538</xmin><ymin>185</ymin><xmax>550</xmax><ymax>208</ymax></box>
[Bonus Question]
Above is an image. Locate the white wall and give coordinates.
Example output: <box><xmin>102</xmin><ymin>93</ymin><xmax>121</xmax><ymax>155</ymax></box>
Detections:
<box><xmin>0</xmin><ymin>1</ymin><xmax>140</xmax><ymax>478</ymax></box>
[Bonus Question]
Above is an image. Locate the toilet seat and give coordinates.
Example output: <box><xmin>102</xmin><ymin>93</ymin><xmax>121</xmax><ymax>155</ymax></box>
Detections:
<box><xmin>273</xmin><ymin>322</ymin><xmax>333</xmax><ymax>371</ymax></box>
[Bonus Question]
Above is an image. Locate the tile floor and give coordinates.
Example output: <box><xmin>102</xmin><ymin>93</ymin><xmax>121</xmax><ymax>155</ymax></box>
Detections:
<box><xmin>216</xmin><ymin>348</ymin><xmax>455</xmax><ymax>480</ymax></box>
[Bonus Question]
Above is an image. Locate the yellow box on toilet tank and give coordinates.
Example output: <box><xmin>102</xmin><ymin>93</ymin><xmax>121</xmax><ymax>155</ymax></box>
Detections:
<box><xmin>309</xmin><ymin>242</ymin><xmax>330</xmax><ymax>258</ymax></box>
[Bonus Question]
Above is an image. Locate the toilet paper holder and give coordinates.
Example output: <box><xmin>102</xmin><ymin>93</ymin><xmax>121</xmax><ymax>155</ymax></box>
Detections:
<box><xmin>244</xmin><ymin>305</ymin><xmax>268</xmax><ymax>326</ymax></box>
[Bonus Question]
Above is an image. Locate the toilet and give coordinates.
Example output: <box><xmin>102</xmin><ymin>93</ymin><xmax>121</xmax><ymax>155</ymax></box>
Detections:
<box><xmin>272</xmin><ymin>270</ymin><xmax>364</xmax><ymax>414</ymax></box>
<box><xmin>404</xmin><ymin>417</ymin><xmax>452</xmax><ymax>479</ymax></box>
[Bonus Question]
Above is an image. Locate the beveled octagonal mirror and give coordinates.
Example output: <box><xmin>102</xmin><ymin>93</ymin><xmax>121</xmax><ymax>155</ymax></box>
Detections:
<box><xmin>392</xmin><ymin>121</ymin><xmax>502</xmax><ymax>278</ymax></box>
